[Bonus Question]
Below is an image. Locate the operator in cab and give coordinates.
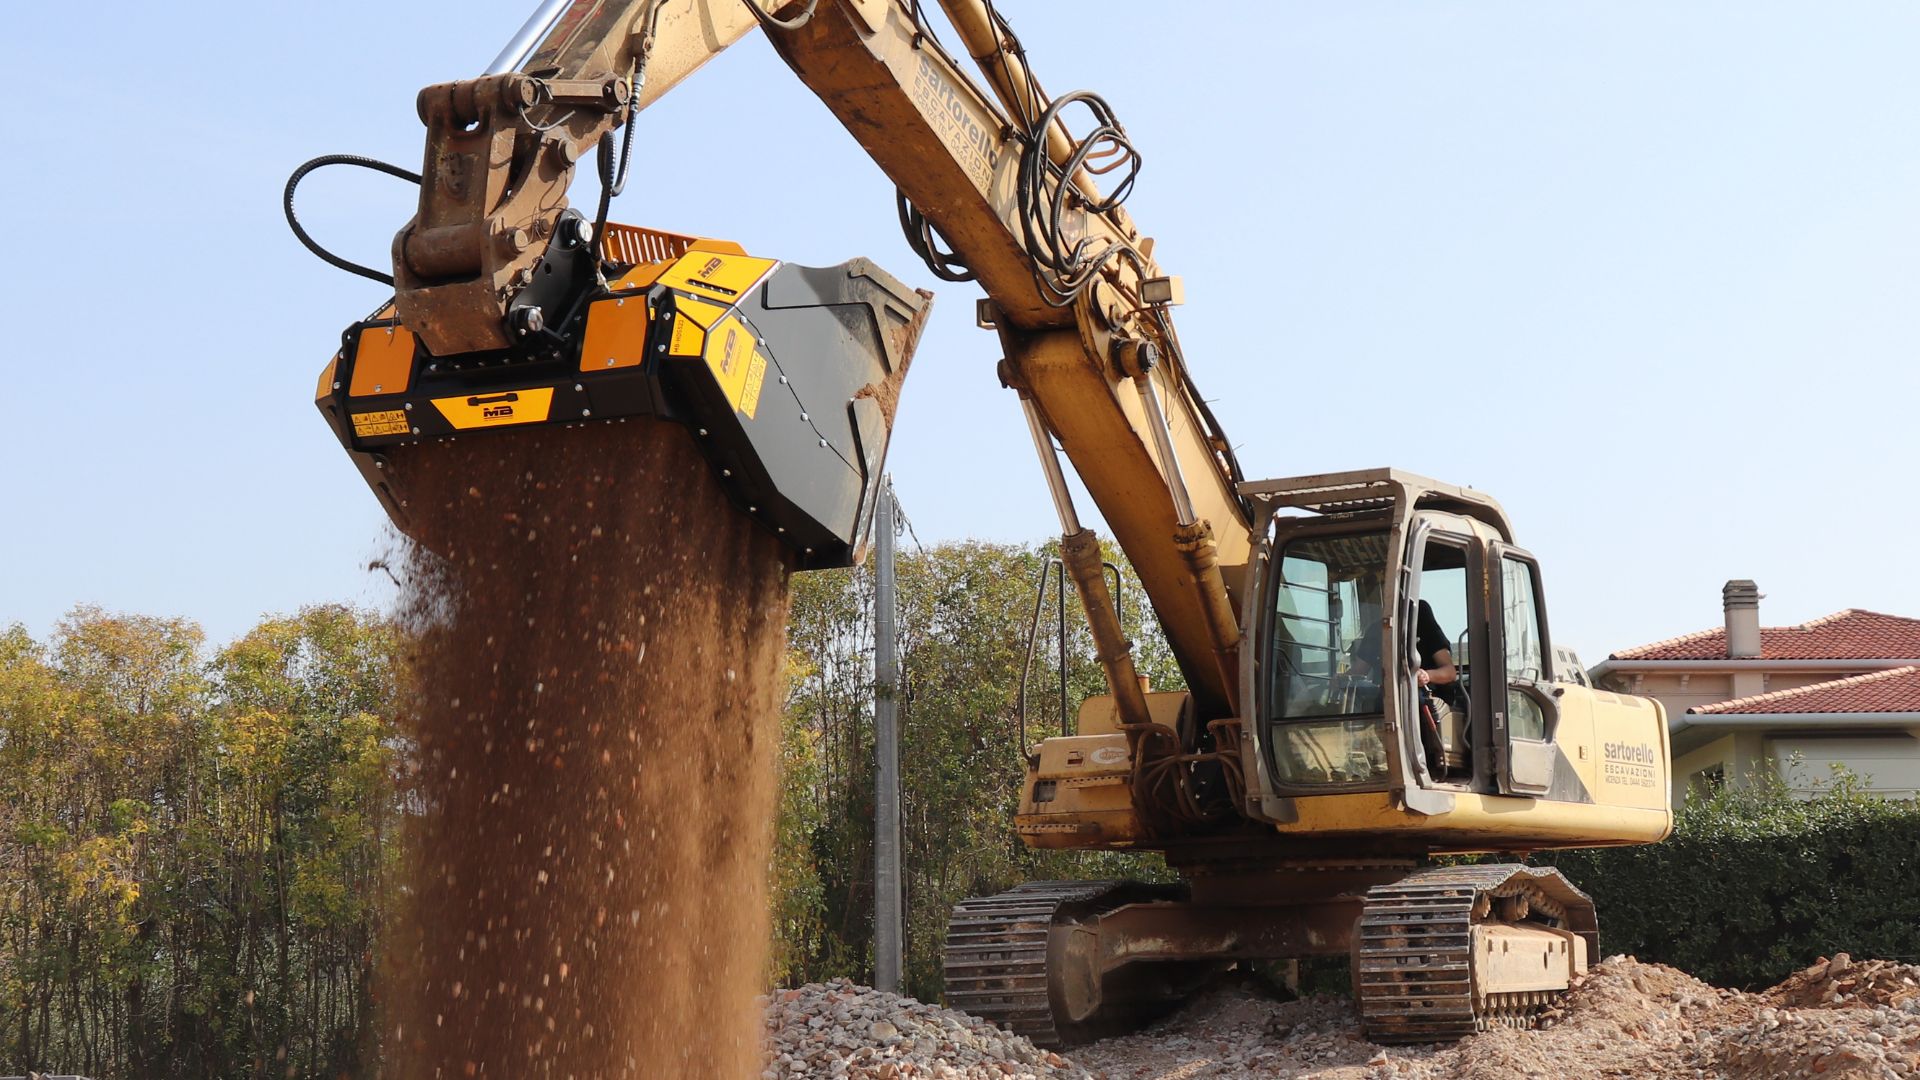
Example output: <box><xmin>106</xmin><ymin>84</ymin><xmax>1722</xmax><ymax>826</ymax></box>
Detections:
<box><xmin>1414</xmin><ymin>600</ymin><xmax>1460</xmax><ymax>695</ymax></box>
<box><xmin>1415</xmin><ymin>600</ymin><xmax>1468</xmax><ymax>778</ymax></box>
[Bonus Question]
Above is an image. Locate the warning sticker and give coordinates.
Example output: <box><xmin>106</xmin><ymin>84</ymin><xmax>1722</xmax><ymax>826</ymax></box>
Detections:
<box><xmin>739</xmin><ymin>354</ymin><xmax>767</xmax><ymax>420</ymax></box>
<box><xmin>351</xmin><ymin>410</ymin><xmax>410</xmax><ymax>437</ymax></box>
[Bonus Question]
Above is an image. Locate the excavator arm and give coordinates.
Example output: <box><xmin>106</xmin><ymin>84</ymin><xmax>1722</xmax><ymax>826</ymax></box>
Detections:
<box><xmin>391</xmin><ymin>0</ymin><xmax>766</xmax><ymax>354</ymax></box>
<box><xmin>758</xmin><ymin>0</ymin><xmax>1252</xmax><ymax>722</ymax></box>
<box><xmin>376</xmin><ymin>0</ymin><xmax>1254</xmax><ymax>723</ymax></box>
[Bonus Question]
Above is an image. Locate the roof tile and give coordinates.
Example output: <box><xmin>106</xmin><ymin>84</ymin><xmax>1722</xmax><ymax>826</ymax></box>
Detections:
<box><xmin>1687</xmin><ymin>665</ymin><xmax>1920</xmax><ymax>715</ymax></box>
<box><xmin>1610</xmin><ymin>609</ymin><xmax>1920</xmax><ymax>661</ymax></box>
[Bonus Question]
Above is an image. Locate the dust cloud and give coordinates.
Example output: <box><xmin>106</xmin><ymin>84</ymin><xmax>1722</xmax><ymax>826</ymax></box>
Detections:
<box><xmin>383</xmin><ymin>417</ymin><xmax>791</xmax><ymax>1080</ymax></box>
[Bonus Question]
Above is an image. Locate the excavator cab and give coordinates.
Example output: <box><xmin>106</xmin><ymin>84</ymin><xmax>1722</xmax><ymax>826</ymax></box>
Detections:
<box><xmin>1251</xmin><ymin>468</ymin><xmax>1573</xmax><ymax>806</ymax></box>
<box><xmin>1241</xmin><ymin>468</ymin><xmax>1671</xmax><ymax>832</ymax></box>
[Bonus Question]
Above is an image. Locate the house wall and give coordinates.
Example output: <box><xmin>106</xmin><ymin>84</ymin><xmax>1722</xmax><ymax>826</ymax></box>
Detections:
<box><xmin>1602</xmin><ymin>668</ymin><xmax>1902</xmax><ymax>807</ymax></box>
<box><xmin>1772</xmin><ymin>733</ymin><xmax>1920</xmax><ymax>798</ymax></box>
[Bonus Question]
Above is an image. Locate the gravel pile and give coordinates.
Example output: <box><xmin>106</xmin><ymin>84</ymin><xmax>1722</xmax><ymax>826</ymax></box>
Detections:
<box><xmin>768</xmin><ymin>956</ymin><xmax>1920</xmax><ymax>1080</ymax></box>
<box><xmin>760</xmin><ymin>979</ymin><xmax>1091</xmax><ymax>1080</ymax></box>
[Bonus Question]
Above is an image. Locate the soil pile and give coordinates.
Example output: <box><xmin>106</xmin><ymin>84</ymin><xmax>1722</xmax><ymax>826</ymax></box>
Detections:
<box><xmin>384</xmin><ymin>418</ymin><xmax>792</xmax><ymax>1080</ymax></box>
<box><xmin>779</xmin><ymin>957</ymin><xmax>1920</xmax><ymax>1080</ymax></box>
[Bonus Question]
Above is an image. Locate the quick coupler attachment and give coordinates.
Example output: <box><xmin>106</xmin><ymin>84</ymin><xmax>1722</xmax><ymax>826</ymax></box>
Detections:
<box><xmin>315</xmin><ymin>224</ymin><xmax>930</xmax><ymax>570</ymax></box>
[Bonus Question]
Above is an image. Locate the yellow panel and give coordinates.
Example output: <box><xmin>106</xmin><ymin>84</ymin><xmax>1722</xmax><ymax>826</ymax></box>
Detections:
<box><xmin>580</xmin><ymin>296</ymin><xmax>651</xmax><ymax>372</ymax></box>
<box><xmin>430</xmin><ymin>387</ymin><xmax>554</xmax><ymax>430</ymax></box>
<box><xmin>703</xmin><ymin>316</ymin><xmax>755</xmax><ymax>410</ymax></box>
<box><xmin>686</xmin><ymin>238</ymin><xmax>749</xmax><ymax>256</ymax></box>
<box><xmin>668</xmin><ymin>315</ymin><xmax>706</xmax><ymax>357</ymax></box>
<box><xmin>349</xmin><ymin>325</ymin><xmax>416</xmax><ymax>397</ymax></box>
<box><xmin>316</xmin><ymin>357</ymin><xmax>338</xmax><ymax>402</ymax></box>
<box><xmin>349</xmin><ymin>325</ymin><xmax>413</xmax><ymax>396</ymax></box>
<box><xmin>351</xmin><ymin>409</ymin><xmax>410</xmax><ymax>437</ymax></box>
<box><xmin>610</xmin><ymin>260</ymin><xmax>674</xmax><ymax>291</ymax></box>
<box><xmin>674</xmin><ymin>296</ymin><xmax>729</xmax><ymax>329</ymax></box>
<box><xmin>658</xmin><ymin>250</ymin><xmax>777</xmax><ymax>303</ymax></box>
<box><xmin>1270</xmin><ymin>790</ymin><xmax>1673</xmax><ymax>847</ymax></box>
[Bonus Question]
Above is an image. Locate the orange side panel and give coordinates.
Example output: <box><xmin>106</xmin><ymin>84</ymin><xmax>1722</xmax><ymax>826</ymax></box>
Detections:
<box><xmin>349</xmin><ymin>325</ymin><xmax>417</xmax><ymax>397</ymax></box>
<box><xmin>580</xmin><ymin>296</ymin><xmax>652</xmax><ymax>372</ymax></box>
<box><xmin>316</xmin><ymin>357</ymin><xmax>338</xmax><ymax>402</ymax></box>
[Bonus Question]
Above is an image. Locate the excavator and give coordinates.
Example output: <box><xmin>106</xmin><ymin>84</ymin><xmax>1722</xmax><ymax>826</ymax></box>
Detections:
<box><xmin>288</xmin><ymin>0</ymin><xmax>1674</xmax><ymax>1048</ymax></box>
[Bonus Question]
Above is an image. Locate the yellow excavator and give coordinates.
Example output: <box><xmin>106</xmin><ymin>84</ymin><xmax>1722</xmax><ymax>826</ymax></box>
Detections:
<box><xmin>288</xmin><ymin>0</ymin><xmax>1673</xmax><ymax>1047</ymax></box>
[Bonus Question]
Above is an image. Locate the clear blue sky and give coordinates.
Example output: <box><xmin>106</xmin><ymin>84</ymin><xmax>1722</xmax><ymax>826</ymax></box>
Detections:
<box><xmin>4</xmin><ymin>1</ymin><xmax>1917</xmax><ymax>668</ymax></box>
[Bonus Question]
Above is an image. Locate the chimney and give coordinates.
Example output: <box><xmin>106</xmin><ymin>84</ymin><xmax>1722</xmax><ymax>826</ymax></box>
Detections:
<box><xmin>1723</xmin><ymin>580</ymin><xmax>1763</xmax><ymax>659</ymax></box>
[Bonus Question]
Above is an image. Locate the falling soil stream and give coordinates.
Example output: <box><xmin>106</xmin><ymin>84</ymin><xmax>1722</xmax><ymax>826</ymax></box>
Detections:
<box><xmin>384</xmin><ymin>418</ymin><xmax>791</xmax><ymax>1080</ymax></box>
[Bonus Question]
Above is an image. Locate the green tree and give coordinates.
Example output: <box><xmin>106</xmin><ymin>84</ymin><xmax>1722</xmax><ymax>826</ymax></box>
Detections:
<box><xmin>772</xmin><ymin>539</ymin><xmax>1177</xmax><ymax>1001</ymax></box>
<box><xmin>0</xmin><ymin>605</ymin><xmax>404</xmax><ymax>1080</ymax></box>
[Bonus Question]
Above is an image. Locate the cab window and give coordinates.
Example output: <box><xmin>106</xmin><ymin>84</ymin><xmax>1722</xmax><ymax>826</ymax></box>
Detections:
<box><xmin>1500</xmin><ymin>556</ymin><xmax>1549</xmax><ymax>740</ymax></box>
<box><xmin>1268</xmin><ymin>532</ymin><xmax>1391</xmax><ymax>785</ymax></box>
<box><xmin>1417</xmin><ymin>542</ymin><xmax>1470</xmax><ymax>688</ymax></box>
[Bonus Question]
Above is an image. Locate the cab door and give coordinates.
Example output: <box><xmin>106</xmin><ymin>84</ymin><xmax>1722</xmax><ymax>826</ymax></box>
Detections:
<box><xmin>1492</xmin><ymin>546</ymin><xmax>1558</xmax><ymax>796</ymax></box>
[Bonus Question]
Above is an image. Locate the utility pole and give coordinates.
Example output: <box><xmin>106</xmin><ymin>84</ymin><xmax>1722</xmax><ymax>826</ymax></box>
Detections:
<box><xmin>872</xmin><ymin>476</ymin><xmax>904</xmax><ymax>993</ymax></box>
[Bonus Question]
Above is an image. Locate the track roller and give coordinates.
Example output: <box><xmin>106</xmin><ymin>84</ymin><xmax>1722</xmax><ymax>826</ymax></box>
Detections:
<box><xmin>943</xmin><ymin>880</ymin><xmax>1198</xmax><ymax>1047</ymax></box>
<box><xmin>1353</xmin><ymin>864</ymin><xmax>1598</xmax><ymax>1044</ymax></box>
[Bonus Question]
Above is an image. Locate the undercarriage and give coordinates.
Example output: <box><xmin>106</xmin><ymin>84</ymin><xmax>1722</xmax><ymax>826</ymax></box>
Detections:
<box><xmin>944</xmin><ymin>862</ymin><xmax>1595</xmax><ymax>1047</ymax></box>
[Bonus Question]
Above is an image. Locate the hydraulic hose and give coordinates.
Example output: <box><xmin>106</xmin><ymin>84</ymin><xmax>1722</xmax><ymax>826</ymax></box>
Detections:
<box><xmin>283</xmin><ymin>154</ymin><xmax>422</xmax><ymax>286</ymax></box>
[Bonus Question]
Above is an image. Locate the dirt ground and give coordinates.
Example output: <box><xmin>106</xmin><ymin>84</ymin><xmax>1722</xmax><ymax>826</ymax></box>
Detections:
<box><xmin>766</xmin><ymin>955</ymin><xmax>1920</xmax><ymax>1080</ymax></box>
<box><xmin>1069</xmin><ymin>954</ymin><xmax>1920</xmax><ymax>1080</ymax></box>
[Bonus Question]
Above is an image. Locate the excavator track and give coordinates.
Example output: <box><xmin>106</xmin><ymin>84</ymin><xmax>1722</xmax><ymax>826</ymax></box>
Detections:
<box><xmin>943</xmin><ymin>880</ymin><xmax>1126</xmax><ymax>1046</ymax></box>
<box><xmin>1353</xmin><ymin>864</ymin><xmax>1598</xmax><ymax>1044</ymax></box>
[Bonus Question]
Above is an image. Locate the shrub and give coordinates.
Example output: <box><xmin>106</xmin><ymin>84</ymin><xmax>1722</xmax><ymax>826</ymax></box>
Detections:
<box><xmin>1536</xmin><ymin>767</ymin><xmax>1920</xmax><ymax>989</ymax></box>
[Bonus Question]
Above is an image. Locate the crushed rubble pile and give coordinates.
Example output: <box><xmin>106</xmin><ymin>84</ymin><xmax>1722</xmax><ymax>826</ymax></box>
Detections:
<box><xmin>761</xmin><ymin>979</ymin><xmax>1092</xmax><ymax>1080</ymax></box>
<box><xmin>1767</xmin><ymin>953</ymin><xmax>1920</xmax><ymax>1011</ymax></box>
<box><xmin>769</xmin><ymin>957</ymin><xmax>1920</xmax><ymax>1080</ymax></box>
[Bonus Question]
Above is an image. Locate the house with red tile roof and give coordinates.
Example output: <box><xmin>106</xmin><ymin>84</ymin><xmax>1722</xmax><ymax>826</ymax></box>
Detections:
<box><xmin>1589</xmin><ymin>581</ymin><xmax>1920</xmax><ymax>806</ymax></box>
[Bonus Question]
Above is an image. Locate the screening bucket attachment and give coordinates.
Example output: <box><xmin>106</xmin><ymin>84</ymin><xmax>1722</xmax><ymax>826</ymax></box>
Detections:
<box><xmin>316</xmin><ymin>218</ymin><xmax>930</xmax><ymax>569</ymax></box>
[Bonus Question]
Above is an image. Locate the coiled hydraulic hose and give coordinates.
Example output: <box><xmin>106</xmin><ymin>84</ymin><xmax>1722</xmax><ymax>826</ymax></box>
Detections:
<box><xmin>284</xmin><ymin>154</ymin><xmax>422</xmax><ymax>286</ymax></box>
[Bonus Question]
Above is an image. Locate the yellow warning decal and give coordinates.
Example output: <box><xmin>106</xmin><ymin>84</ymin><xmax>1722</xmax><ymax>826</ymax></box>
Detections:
<box><xmin>705</xmin><ymin>316</ymin><xmax>762</xmax><ymax>414</ymax></box>
<box><xmin>431</xmin><ymin>387</ymin><xmax>554</xmax><ymax>430</ymax></box>
<box><xmin>740</xmin><ymin>354</ymin><xmax>767</xmax><ymax>420</ymax></box>
<box><xmin>660</xmin><ymin>251</ymin><xmax>777</xmax><ymax>302</ymax></box>
<box><xmin>351</xmin><ymin>409</ymin><xmax>410</xmax><ymax>437</ymax></box>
